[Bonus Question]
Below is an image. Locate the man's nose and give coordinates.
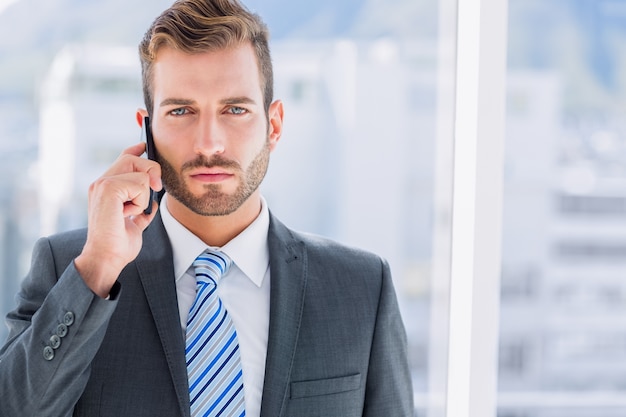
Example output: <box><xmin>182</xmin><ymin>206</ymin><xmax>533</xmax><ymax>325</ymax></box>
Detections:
<box><xmin>193</xmin><ymin>115</ymin><xmax>225</xmax><ymax>156</ymax></box>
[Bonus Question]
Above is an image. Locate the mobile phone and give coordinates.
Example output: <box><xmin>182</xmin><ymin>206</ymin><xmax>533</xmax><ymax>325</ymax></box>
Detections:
<box><xmin>141</xmin><ymin>116</ymin><xmax>157</xmax><ymax>214</ymax></box>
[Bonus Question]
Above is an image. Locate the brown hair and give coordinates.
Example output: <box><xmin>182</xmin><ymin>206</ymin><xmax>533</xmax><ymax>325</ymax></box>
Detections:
<box><xmin>138</xmin><ymin>0</ymin><xmax>273</xmax><ymax>117</ymax></box>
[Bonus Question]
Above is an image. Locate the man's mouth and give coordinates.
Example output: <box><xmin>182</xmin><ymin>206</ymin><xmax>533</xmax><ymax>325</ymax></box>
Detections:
<box><xmin>189</xmin><ymin>169</ymin><xmax>234</xmax><ymax>183</ymax></box>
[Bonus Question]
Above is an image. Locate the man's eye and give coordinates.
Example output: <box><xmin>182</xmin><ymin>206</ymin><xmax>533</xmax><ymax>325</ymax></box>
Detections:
<box><xmin>170</xmin><ymin>108</ymin><xmax>187</xmax><ymax>116</ymax></box>
<box><xmin>228</xmin><ymin>107</ymin><xmax>247</xmax><ymax>115</ymax></box>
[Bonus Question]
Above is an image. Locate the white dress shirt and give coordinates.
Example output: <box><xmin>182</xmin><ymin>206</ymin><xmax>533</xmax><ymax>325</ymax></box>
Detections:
<box><xmin>160</xmin><ymin>194</ymin><xmax>271</xmax><ymax>417</ymax></box>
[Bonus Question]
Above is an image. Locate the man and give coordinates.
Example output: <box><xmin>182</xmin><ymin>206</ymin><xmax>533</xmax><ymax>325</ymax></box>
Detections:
<box><xmin>0</xmin><ymin>0</ymin><xmax>414</xmax><ymax>416</ymax></box>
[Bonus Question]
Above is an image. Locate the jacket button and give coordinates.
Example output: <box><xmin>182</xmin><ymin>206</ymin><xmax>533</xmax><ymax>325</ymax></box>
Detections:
<box><xmin>50</xmin><ymin>334</ymin><xmax>61</xmax><ymax>349</ymax></box>
<box><xmin>43</xmin><ymin>346</ymin><xmax>54</xmax><ymax>361</ymax></box>
<box><xmin>63</xmin><ymin>311</ymin><xmax>75</xmax><ymax>326</ymax></box>
<box><xmin>56</xmin><ymin>323</ymin><xmax>68</xmax><ymax>338</ymax></box>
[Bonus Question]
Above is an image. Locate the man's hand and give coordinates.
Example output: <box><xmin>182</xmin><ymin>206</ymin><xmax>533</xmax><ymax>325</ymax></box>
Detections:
<box><xmin>74</xmin><ymin>142</ymin><xmax>163</xmax><ymax>298</ymax></box>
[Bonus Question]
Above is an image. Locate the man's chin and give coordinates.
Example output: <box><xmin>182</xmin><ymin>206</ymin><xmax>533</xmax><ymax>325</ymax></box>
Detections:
<box><xmin>168</xmin><ymin>191</ymin><xmax>242</xmax><ymax>217</ymax></box>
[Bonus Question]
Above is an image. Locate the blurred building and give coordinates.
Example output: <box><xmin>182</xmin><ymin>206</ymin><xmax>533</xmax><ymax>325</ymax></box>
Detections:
<box><xmin>0</xmin><ymin>99</ymin><xmax>39</xmax><ymax>344</ymax></box>
<box><xmin>38</xmin><ymin>44</ymin><xmax>144</xmax><ymax>235</ymax></box>
<box><xmin>499</xmin><ymin>72</ymin><xmax>626</xmax><ymax>417</ymax></box>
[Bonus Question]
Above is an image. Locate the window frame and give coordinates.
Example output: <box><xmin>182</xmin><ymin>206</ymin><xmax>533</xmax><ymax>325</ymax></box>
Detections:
<box><xmin>441</xmin><ymin>0</ymin><xmax>509</xmax><ymax>416</ymax></box>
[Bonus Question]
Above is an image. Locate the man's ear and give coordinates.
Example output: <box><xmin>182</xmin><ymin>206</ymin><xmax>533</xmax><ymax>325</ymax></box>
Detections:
<box><xmin>136</xmin><ymin>109</ymin><xmax>149</xmax><ymax>127</ymax></box>
<box><xmin>267</xmin><ymin>100</ymin><xmax>284</xmax><ymax>152</ymax></box>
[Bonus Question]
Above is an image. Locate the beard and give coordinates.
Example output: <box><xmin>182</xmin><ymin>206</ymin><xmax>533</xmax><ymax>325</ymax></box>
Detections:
<box><xmin>157</xmin><ymin>140</ymin><xmax>270</xmax><ymax>216</ymax></box>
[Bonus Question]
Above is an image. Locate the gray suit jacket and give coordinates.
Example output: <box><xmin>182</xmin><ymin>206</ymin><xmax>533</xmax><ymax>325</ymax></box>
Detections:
<box><xmin>0</xmin><ymin>212</ymin><xmax>413</xmax><ymax>416</ymax></box>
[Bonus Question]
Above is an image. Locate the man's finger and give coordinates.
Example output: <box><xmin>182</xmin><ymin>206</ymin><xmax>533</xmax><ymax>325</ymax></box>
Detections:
<box><xmin>102</xmin><ymin>151</ymin><xmax>162</xmax><ymax>188</ymax></box>
<box><xmin>122</xmin><ymin>142</ymin><xmax>147</xmax><ymax>157</ymax></box>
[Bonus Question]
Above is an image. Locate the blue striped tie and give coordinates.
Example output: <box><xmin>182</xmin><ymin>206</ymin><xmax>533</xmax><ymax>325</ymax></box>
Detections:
<box><xmin>186</xmin><ymin>249</ymin><xmax>246</xmax><ymax>417</ymax></box>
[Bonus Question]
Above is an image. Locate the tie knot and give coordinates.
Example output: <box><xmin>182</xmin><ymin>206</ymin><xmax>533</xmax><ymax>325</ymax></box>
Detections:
<box><xmin>192</xmin><ymin>249</ymin><xmax>232</xmax><ymax>285</ymax></box>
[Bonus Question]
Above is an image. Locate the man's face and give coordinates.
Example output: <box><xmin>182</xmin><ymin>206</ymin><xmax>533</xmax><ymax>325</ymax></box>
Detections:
<box><xmin>149</xmin><ymin>44</ymin><xmax>282</xmax><ymax>216</ymax></box>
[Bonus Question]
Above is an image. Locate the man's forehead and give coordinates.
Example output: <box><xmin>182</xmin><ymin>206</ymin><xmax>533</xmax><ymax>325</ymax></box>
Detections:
<box><xmin>148</xmin><ymin>43</ymin><xmax>265</xmax><ymax>113</ymax></box>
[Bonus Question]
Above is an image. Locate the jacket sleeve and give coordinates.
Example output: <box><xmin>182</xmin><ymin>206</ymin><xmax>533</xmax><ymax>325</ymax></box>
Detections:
<box><xmin>363</xmin><ymin>258</ymin><xmax>414</xmax><ymax>416</ymax></box>
<box><xmin>0</xmin><ymin>236</ymin><xmax>120</xmax><ymax>417</ymax></box>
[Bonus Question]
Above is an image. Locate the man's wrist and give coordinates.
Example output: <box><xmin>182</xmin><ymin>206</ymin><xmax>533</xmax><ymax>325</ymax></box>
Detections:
<box><xmin>74</xmin><ymin>254</ymin><xmax>123</xmax><ymax>299</ymax></box>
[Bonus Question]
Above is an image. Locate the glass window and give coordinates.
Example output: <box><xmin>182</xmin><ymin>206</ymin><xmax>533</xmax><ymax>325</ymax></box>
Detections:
<box><xmin>499</xmin><ymin>1</ymin><xmax>626</xmax><ymax>416</ymax></box>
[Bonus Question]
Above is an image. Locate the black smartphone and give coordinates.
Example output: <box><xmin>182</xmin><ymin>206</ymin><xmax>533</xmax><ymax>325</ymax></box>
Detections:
<box><xmin>141</xmin><ymin>116</ymin><xmax>157</xmax><ymax>214</ymax></box>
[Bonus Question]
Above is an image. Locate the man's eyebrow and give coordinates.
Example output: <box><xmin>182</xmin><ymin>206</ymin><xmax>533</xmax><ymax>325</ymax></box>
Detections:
<box><xmin>159</xmin><ymin>98</ymin><xmax>196</xmax><ymax>107</ymax></box>
<box><xmin>221</xmin><ymin>96</ymin><xmax>257</xmax><ymax>106</ymax></box>
<box><xmin>159</xmin><ymin>96</ymin><xmax>258</xmax><ymax>107</ymax></box>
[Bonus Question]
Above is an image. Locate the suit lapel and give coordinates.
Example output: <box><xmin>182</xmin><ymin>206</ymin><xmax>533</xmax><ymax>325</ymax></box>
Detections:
<box><xmin>260</xmin><ymin>214</ymin><xmax>307</xmax><ymax>417</ymax></box>
<box><xmin>134</xmin><ymin>213</ymin><xmax>191</xmax><ymax>417</ymax></box>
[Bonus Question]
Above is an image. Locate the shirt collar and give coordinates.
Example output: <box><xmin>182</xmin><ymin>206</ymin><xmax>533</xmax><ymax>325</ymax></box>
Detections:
<box><xmin>160</xmin><ymin>193</ymin><xmax>270</xmax><ymax>288</ymax></box>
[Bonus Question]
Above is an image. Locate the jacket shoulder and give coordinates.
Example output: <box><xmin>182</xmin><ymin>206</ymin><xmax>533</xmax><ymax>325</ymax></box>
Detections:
<box><xmin>38</xmin><ymin>228</ymin><xmax>88</xmax><ymax>268</ymax></box>
<box><xmin>271</xmin><ymin>216</ymin><xmax>388</xmax><ymax>278</ymax></box>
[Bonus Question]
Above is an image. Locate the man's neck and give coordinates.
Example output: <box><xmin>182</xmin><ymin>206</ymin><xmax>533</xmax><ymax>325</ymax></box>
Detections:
<box><xmin>165</xmin><ymin>193</ymin><xmax>263</xmax><ymax>247</ymax></box>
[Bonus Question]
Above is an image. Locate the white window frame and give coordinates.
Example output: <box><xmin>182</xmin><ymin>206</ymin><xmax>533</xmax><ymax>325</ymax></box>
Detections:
<box><xmin>443</xmin><ymin>0</ymin><xmax>508</xmax><ymax>416</ymax></box>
